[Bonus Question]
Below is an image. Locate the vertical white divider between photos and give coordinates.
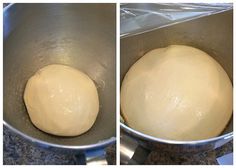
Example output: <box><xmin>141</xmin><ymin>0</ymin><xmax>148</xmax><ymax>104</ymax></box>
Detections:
<box><xmin>116</xmin><ymin>2</ymin><xmax>121</xmax><ymax>166</ymax></box>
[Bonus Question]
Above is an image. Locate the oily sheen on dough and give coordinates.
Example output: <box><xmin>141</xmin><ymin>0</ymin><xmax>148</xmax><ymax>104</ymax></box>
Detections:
<box><xmin>121</xmin><ymin>45</ymin><xmax>232</xmax><ymax>141</ymax></box>
<box><xmin>24</xmin><ymin>64</ymin><xmax>99</xmax><ymax>136</ymax></box>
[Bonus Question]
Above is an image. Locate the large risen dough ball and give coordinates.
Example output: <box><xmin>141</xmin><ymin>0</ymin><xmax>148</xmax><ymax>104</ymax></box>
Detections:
<box><xmin>24</xmin><ymin>64</ymin><xmax>99</xmax><ymax>136</ymax></box>
<box><xmin>121</xmin><ymin>45</ymin><xmax>232</xmax><ymax>141</ymax></box>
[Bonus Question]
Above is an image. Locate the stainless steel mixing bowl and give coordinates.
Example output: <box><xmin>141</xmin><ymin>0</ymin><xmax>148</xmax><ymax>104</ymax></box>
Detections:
<box><xmin>120</xmin><ymin>9</ymin><xmax>233</xmax><ymax>164</ymax></box>
<box><xmin>3</xmin><ymin>3</ymin><xmax>116</xmax><ymax>155</ymax></box>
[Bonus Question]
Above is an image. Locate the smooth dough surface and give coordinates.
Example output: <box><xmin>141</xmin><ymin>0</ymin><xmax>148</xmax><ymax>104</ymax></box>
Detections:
<box><xmin>24</xmin><ymin>64</ymin><xmax>99</xmax><ymax>136</ymax></box>
<box><xmin>121</xmin><ymin>45</ymin><xmax>233</xmax><ymax>141</ymax></box>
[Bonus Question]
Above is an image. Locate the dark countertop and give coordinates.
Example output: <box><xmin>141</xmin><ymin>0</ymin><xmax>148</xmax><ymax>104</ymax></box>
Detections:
<box><xmin>3</xmin><ymin>126</ymin><xmax>116</xmax><ymax>165</ymax></box>
<box><xmin>4</xmin><ymin>125</ymin><xmax>232</xmax><ymax>165</ymax></box>
<box><xmin>145</xmin><ymin>140</ymin><xmax>233</xmax><ymax>165</ymax></box>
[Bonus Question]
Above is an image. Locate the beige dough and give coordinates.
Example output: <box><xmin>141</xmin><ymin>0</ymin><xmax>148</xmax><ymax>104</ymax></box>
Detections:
<box><xmin>24</xmin><ymin>64</ymin><xmax>99</xmax><ymax>136</ymax></box>
<box><xmin>121</xmin><ymin>45</ymin><xmax>232</xmax><ymax>141</ymax></box>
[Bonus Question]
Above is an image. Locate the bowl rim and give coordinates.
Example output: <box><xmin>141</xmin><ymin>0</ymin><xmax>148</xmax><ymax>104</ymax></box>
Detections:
<box><xmin>120</xmin><ymin>122</ymin><xmax>233</xmax><ymax>145</ymax></box>
<box><xmin>4</xmin><ymin>121</ymin><xmax>116</xmax><ymax>150</ymax></box>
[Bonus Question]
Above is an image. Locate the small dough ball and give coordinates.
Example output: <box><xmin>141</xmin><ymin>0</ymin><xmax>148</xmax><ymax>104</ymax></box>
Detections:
<box><xmin>24</xmin><ymin>64</ymin><xmax>99</xmax><ymax>136</ymax></box>
<box><xmin>121</xmin><ymin>45</ymin><xmax>232</xmax><ymax>141</ymax></box>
